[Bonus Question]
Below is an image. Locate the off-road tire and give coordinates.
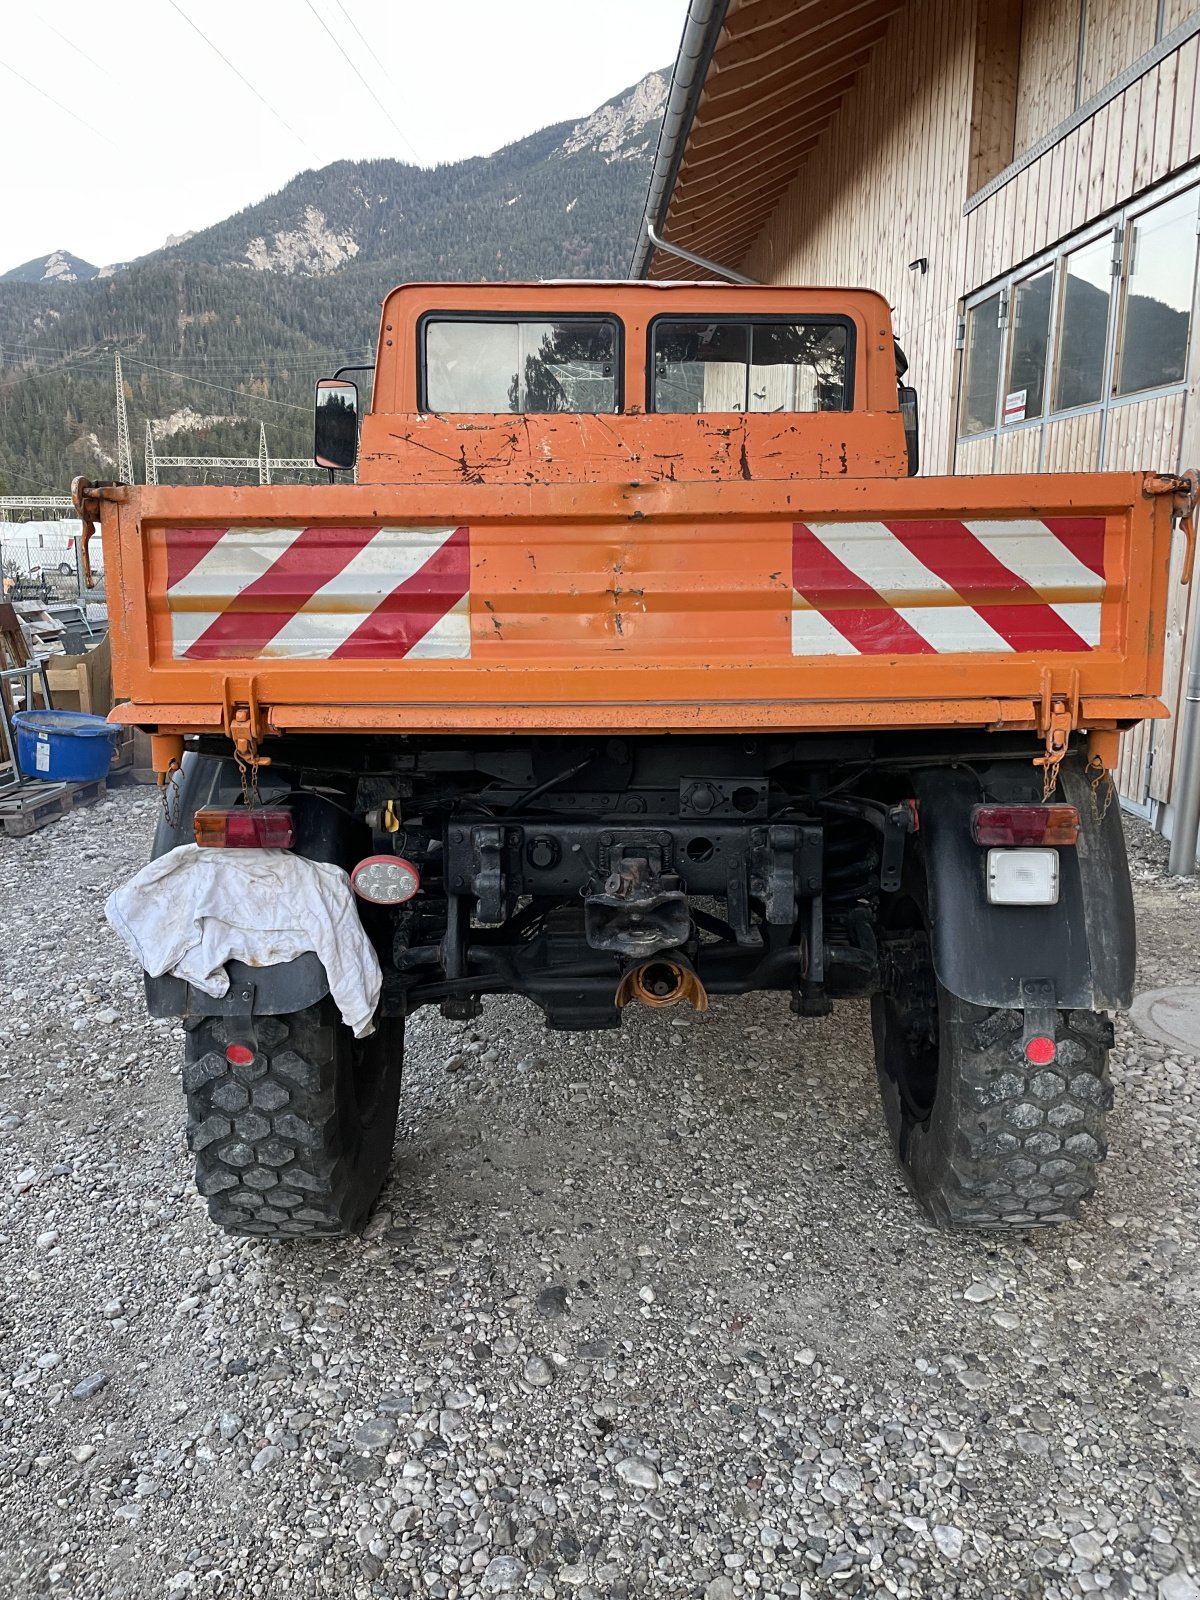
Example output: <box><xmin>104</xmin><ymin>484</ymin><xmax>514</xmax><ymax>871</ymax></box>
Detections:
<box><xmin>182</xmin><ymin>1000</ymin><xmax>403</xmax><ymax>1238</ymax></box>
<box><xmin>873</xmin><ymin>944</ymin><xmax>1114</xmax><ymax>1229</ymax></box>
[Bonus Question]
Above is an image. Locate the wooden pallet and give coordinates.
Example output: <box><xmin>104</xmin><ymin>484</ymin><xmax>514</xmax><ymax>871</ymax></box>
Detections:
<box><xmin>0</xmin><ymin>776</ymin><xmax>106</xmax><ymax>838</ymax></box>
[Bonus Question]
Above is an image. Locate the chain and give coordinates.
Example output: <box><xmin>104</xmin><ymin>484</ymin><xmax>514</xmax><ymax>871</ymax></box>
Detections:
<box><xmin>159</xmin><ymin>761</ymin><xmax>183</xmax><ymax>830</ymax></box>
<box><xmin>234</xmin><ymin>748</ymin><xmax>261</xmax><ymax>812</ymax></box>
<box><xmin>1088</xmin><ymin>755</ymin><xmax>1114</xmax><ymax>821</ymax></box>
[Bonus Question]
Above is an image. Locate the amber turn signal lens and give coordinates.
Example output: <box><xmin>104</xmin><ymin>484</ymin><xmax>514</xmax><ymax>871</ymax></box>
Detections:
<box><xmin>970</xmin><ymin>804</ymin><xmax>1079</xmax><ymax>846</ymax></box>
<box><xmin>193</xmin><ymin>807</ymin><xmax>295</xmax><ymax>848</ymax></box>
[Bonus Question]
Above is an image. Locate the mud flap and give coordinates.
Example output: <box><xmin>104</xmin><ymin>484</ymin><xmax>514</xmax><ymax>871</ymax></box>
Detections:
<box><xmin>912</xmin><ymin>760</ymin><xmax>1135</xmax><ymax>1011</ymax></box>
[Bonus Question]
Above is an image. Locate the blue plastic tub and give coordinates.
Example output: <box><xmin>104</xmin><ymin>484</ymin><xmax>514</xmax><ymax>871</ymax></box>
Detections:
<box><xmin>11</xmin><ymin>710</ymin><xmax>122</xmax><ymax>783</ymax></box>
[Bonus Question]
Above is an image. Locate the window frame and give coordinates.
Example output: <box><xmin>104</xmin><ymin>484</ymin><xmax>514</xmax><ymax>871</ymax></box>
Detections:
<box><xmin>644</xmin><ymin>313</ymin><xmax>857</xmax><ymax>415</ymax></box>
<box><xmin>1001</xmin><ymin>263</ymin><xmax>1055</xmax><ymax>428</ymax></box>
<box><xmin>416</xmin><ymin>310</ymin><xmax>626</xmax><ymax>415</ymax></box>
<box><xmin>1113</xmin><ymin>186</ymin><xmax>1200</xmax><ymax>400</ymax></box>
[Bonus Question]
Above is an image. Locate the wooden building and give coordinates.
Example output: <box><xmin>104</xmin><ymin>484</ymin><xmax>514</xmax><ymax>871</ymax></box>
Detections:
<box><xmin>633</xmin><ymin>0</ymin><xmax>1200</xmax><ymax>838</ymax></box>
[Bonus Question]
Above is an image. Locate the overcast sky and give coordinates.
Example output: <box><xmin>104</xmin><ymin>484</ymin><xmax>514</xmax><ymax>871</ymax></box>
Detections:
<box><xmin>0</xmin><ymin>0</ymin><xmax>685</xmax><ymax>274</ymax></box>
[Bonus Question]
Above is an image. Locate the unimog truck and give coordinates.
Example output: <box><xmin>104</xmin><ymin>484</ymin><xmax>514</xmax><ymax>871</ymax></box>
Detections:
<box><xmin>75</xmin><ymin>280</ymin><xmax>1194</xmax><ymax>1238</ymax></box>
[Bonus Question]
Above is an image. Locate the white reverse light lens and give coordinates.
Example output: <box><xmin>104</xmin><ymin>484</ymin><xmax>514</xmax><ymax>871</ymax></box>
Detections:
<box><xmin>986</xmin><ymin>847</ymin><xmax>1059</xmax><ymax>906</ymax></box>
<box><xmin>352</xmin><ymin>855</ymin><xmax>420</xmax><ymax>905</ymax></box>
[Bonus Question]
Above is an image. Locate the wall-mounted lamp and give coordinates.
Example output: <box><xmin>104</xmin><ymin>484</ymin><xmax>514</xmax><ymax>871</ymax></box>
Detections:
<box><xmin>908</xmin><ymin>257</ymin><xmax>929</xmax><ymax>275</ymax></box>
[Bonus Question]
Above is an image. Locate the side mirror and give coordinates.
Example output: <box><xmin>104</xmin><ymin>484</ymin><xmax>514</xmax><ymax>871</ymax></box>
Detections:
<box><xmin>898</xmin><ymin>384</ymin><xmax>919</xmax><ymax>476</ymax></box>
<box><xmin>314</xmin><ymin>378</ymin><xmax>359</xmax><ymax>472</ymax></box>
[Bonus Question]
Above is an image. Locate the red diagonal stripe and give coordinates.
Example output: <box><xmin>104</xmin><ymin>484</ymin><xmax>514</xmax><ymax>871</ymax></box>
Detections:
<box><xmin>165</xmin><ymin>526</ymin><xmax>228</xmax><ymax>590</ymax></box>
<box><xmin>883</xmin><ymin>519</ymin><xmax>1089</xmax><ymax>652</ymax></box>
<box><xmin>331</xmin><ymin>526</ymin><xmax>470</xmax><ymax>659</ymax></box>
<box><xmin>792</xmin><ymin>522</ymin><xmax>935</xmax><ymax>654</ymax></box>
<box><xmin>1042</xmin><ymin>516</ymin><xmax>1106</xmax><ymax>578</ymax></box>
<box><xmin>184</xmin><ymin>526</ymin><xmax>381</xmax><ymax>660</ymax></box>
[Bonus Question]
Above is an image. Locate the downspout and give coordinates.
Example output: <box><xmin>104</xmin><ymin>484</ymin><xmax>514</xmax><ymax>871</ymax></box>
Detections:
<box><xmin>629</xmin><ymin>0</ymin><xmax>731</xmax><ymax>280</ymax></box>
<box><xmin>1169</xmin><ymin>610</ymin><xmax>1200</xmax><ymax>874</ymax></box>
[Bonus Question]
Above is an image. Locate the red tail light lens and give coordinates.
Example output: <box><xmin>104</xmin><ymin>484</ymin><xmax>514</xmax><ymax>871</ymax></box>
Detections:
<box><xmin>971</xmin><ymin>804</ymin><xmax>1079</xmax><ymax>847</ymax></box>
<box><xmin>194</xmin><ymin>808</ymin><xmax>295</xmax><ymax>849</ymax></box>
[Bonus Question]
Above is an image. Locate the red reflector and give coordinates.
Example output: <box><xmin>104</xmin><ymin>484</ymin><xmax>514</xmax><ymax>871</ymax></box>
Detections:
<box><xmin>971</xmin><ymin>804</ymin><xmax>1079</xmax><ymax>846</ymax></box>
<box><xmin>194</xmin><ymin>808</ymin><xmax>295</xmax><ymax>849</ymax></box>
<box><xmin>1024</xmin><ymin>1035</ymin><xmax>1057</xmax><ymax>1065</ymax></box>
<box><xmin>224</xmin><ymin>1043</ymin><xmax>255</xmax><ymax>1066</ymax></box>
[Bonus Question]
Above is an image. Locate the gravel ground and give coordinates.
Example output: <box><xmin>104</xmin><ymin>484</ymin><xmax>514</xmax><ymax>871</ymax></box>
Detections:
<box><xmin>0</xmin><ymin>788</ymin><xmax>1198</xmax><ymax>1600</ymax></box>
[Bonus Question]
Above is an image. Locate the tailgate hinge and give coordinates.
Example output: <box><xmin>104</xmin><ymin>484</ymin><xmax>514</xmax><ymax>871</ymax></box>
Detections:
<box><xmin>1034</xmin><ymin>669</ymin><xmax>1079</xmax><ymax>799</ymax></box>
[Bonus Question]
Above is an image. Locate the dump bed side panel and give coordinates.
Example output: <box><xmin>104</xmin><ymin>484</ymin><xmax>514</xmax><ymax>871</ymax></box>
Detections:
<box><xmin>103</xmin><ymin>473</ymin><xmax>1172</xmax><ymax>735</ymax></box>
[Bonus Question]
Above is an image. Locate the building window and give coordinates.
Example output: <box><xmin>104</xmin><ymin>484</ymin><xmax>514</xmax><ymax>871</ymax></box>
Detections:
<box><xmin>1005</xmin><ymin>268</ymin><xmax>1053</xmax><ymax>423</ymax></box>
<box><xmin>1117</xmin><ymin>189</ymin><xmax>1200</xmax><ymax>397</ymax></box>
<box><xmin>1054</xmin><ymin>235</ymin><xmax>1112</xmax><ymax>411</ymax></box>
<box><xmin>960</xmin><ymin>294</ymin><xmax>1003</xmax><ymax>435</ymax></box>
<box><xmin>958</xmin><ymin>178</ymin><xmax>1200</xmax><ymax>449</ymax></box>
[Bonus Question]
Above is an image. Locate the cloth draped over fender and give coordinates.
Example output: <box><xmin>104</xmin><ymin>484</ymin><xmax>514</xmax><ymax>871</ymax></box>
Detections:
<box><xmin>105</xmin><ymin>845</ymin><xmax>382</xmax><ymax>1038</ymax></box>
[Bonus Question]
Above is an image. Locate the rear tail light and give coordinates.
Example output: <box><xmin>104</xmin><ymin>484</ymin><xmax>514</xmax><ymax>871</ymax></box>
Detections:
<box><xmin>971</xmin><ymin>804</ymin><xmax>1079</xmax><ymax>846</ymax></box>
<box><xmin>352</xmin><ymin>855</ymin><xmax>420</xmax><ymax>904</ymax></box>
<box><xmin>194</xmin><ymin>808</ymin><xmax>295</xmax><ymax>848</ymax></box>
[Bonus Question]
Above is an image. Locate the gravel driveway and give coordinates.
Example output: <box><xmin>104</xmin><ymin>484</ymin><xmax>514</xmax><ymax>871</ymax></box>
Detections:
<box><xmin>1</xmin><ymin>788</ymin><xmax>1197</xmax><ymax>1600</ymax></box>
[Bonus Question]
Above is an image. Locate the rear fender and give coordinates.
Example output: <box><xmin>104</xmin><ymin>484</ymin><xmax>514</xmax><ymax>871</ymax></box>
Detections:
<box><xmin>142</xmin><ymin>751</ymin><xmax>365</xmax><ymax>1019</ymax></box>
<box><xmin>912</xmin><ymin>759</ymin><xmax>1134</xmax><ymax>1012</ymax></box>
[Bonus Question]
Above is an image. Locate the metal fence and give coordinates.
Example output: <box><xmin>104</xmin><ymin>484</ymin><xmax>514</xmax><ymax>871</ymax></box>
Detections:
<box><xmin>0</xmin><ymin>519</ymin><xmax>104</xmax><ymax>606</ymax></box>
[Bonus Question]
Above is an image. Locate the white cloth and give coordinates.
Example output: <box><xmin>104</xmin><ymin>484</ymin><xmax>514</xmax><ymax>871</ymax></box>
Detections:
<box><xmin>105</xmin><ymin>845</ymin><xmax>382</xmax><ymax>1038</ymax></box>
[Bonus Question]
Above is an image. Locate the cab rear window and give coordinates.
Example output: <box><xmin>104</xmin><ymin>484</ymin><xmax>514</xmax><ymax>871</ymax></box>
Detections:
<box><xmin>422</xmin><ymin>317</ymin><xmax>620</xmax><ymax>413</ymax></box>
<box><xmin>650</xmin><ymin>317</ymin><xmax>852</xmax><ymax>413</ymax></box>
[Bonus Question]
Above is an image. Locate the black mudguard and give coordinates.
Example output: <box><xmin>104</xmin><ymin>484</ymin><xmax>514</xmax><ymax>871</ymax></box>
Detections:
<box><xmin>912</xmin><ymin>759</ymin><xmax>1135</xmax><ymax>1012</ymax></box>
<box><xmin>141</xmin><ymin>752</ymin><xmax>365</xmax><ymax>1020</ymax></box>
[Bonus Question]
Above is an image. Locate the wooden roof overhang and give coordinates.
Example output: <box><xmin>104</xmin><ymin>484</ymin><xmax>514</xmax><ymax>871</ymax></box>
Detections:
<box><xmin>632</xmin><ymin>0</ymin><xmax>908</xmax><ymax>280</ymax></box>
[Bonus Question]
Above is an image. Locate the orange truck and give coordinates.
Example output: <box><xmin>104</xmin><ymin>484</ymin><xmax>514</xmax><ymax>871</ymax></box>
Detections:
<box><xmin>76</xmin><ymin>281</ymin><xmax>1194</xmax><ymax>1240</ymax></box>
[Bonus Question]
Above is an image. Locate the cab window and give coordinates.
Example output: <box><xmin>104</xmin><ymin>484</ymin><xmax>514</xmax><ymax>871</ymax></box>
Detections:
<box><xmin>422</xmin><ymin>317</ymin><xmax>620</xmax><ymax>413</ymax></box>
<box><xmin>651</xmin><ymin>318</ymin><xmax>852</xmax><ymax>412</ymax></box>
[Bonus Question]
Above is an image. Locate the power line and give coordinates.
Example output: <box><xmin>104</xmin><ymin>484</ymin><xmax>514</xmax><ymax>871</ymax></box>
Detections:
<box><xmin>332</xmin><ymin>0</ymin><xmax>423</xmax><ymax>162</ymax></box>
<box><xmin>121</xmin><ymin>356</ymin><xmax>309</xmax><ymax>411</ymax></box>
<box><xmin>165</xmin><ymin>1</ymin><xmax>322</xmax><ymax>164</ymax></box>
<box><xmin>0</xmin><ymin>59</ymin><xmax>116</xmax><ymax>147</ymax></box>
<box><xmin>304</xmin><ymin>0</ymin><xmax>421</xmax><ymax>164</ymax></box>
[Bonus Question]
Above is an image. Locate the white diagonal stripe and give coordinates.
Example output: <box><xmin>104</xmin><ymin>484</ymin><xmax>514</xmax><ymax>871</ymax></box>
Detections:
<box><xmin>406</xmin><ymin>592</ymin><xmax>471</xmax><ymax>659</ymax></box>
<box><xmin>168</xmin><ymin>526</ymin><xmax>308</xmax><ymax>657</ymax></box>
<box><xmin>1049</xmin><ymin>601</ymin><xmax>1102</xmax><ymax>647</ymax></box>
<box><xmin>962</xmin><ymin>519</ymin><xmax>1104</xmax><ymax>598</ymax></box>
<box><xmin>806</xmin><ymin>521</ymin><xmax>1012</xmax><ymax>653</ymax></box>
<box><xmin>263</xmin><ymin>526</ymin><xmax>463</xmax><ymax>659</ymax></box>
<box><xmin>791</xmin><ymin>598</ymin><xmax>859</xmax><ymax>655</ymax></box>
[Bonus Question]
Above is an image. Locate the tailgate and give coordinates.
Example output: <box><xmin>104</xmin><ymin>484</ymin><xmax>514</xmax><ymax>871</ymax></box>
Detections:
<box><xmin>102</xmin><ymin>472</ymin><xmax>1173</xmax><ymax>735</ymax></box>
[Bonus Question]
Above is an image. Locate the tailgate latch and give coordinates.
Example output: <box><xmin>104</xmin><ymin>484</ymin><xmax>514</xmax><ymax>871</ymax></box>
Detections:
<box><xmin>222</xmin><ymin>678</ymin><xmax>272</xmax><ymax>800</ymax></box>
<box><xmin>1144</xmin><ymin>468</ymin><xmax>1199</xmax><ymax>585</ymax></box>
<box><xmin>1034</xmin><ymin>671</ymin><xmax>1078</xmax><ymax>799</ymax></box>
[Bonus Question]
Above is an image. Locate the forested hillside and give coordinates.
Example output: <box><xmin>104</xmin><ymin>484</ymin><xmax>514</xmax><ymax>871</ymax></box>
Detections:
<box><xmin>0</xmin><ymin>72</ymin><xmax>665</xmax><ymax>495</ymax></box>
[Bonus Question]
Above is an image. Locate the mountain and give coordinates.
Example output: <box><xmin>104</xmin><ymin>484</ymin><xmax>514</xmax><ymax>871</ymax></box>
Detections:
<box><xmin>2</xmin><ymin>249</ymin><xmax>101</xmax><ymax>286</ymax></box>
<box><xmin>0</xmin><ymin>71</ymin><xmax>666</xmax><ymax>498</ymax></box>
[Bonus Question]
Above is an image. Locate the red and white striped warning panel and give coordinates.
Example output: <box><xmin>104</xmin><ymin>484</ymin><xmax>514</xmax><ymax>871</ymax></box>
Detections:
<box><xmin>162</xmin><ymin>525</ymin><xmax>470</xmax><ymax>661</ymax></box>
<box><xmin>791</xmin><ymin>517</ymin><xmax>1106</xmax><ymax>656</ymax></box>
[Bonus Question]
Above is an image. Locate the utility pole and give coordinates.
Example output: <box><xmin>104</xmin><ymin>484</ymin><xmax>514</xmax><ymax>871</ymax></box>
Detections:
<box><xmin>258</xmin><ymin>422</ymin><xmax>271</xmax><ymax>486</ymax></box>
<box><xmin>114</xmin><ymin>353</ymin><xmax>134</xmax><ymax>484</ymax></box>
<box><xmin>145</xmin><ymin>420</ymin><xmax>159</xmax><ymax>487</ymax></box>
